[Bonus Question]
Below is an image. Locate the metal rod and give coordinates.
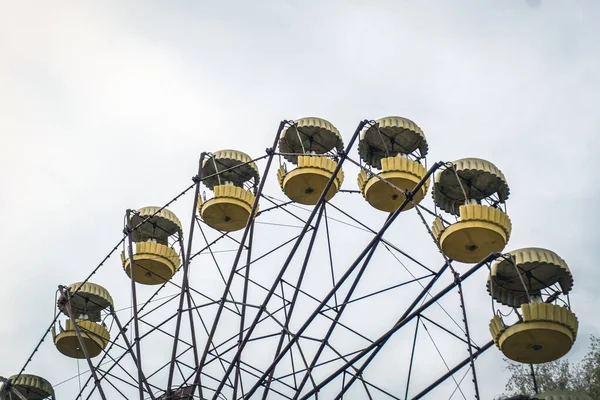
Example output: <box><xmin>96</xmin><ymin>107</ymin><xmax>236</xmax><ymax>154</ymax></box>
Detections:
<box><xmin>419</xmin><ymin>314</ymin><xmax>478</xmax><ymax>350</ymax></box>
<box><xmin>166</xmin><ymin>153</ymin><xmax>205</xmax><ymax>394</ymax></box>
<box><xmin>304</xmin><ymin>253</ymin><xmax>499</xmax><ymax>399</ymax></box>
<box><xmin>57</xmin><ymin>285</ymin><xmax>107</xmax><ymax>400</ymax></box>
<box><xmin>233</xmin><ymin>216</ymin><xmax>256</xmax><ymax>399</ymax></box>
<box><xmin>191</xmin><ymin>119</ymin><xmax>289</xmax><ymax>399</ymax></box>
<box><xmin>278</xmin><ymin>282</ymin><xmax>307</xmax><ymax>393</ymax></box>
<box><xmin>411</xmin><ymin>340</ymin><xmax>494</xmax><ymax>399</ymax></box>
<box><xmin>323</xmin><ymin>203</ymin><xmax>339</xmax><ymax>310</ymax></box>
<box><xmin>456</xmin><ymin>274</ymin><xmax>481</xmax><ymax>399</ymax></box>
<box><xmin>320</xmin><ymin>275</ymin><xmax>433</xmax><ymax>313</ymax></box>
<box><xmin>255</xmin><ymin>198</ymin><xmax>295</xmax><ymax>217</ymax></box>
<box><xmin>110</xmin><ymin>307</ymin><xmax>155</xmax><ymax>399</ymax></box>
<box><xmin>258</xmin><ymin>194</ymin><xmax>308</xmax><ymax>225</ymax></box>
<box><xmin>404</xmin><ymin>316</ymin><xmax>420</xmax><ymax>399</ymax></box>
<box><xmin>124</xmin><ymin>209</ymin><xmax>145</xmax><ymax>400</ymax></box>
<box><xmin>243</xmin><ymin>159</ymin><xmax>443</xmax><ymax>399</ymax></box>
<box><xmin>184</xmin><ymin>246</ymin><xmax>201</xmax><ymax>367</ymax></box>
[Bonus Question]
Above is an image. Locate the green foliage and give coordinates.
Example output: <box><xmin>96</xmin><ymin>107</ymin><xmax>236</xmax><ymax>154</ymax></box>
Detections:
<box><xmin>501</xmin><ymin>335</ymin><xmax>600</xmax><ymax>398</ymax></box>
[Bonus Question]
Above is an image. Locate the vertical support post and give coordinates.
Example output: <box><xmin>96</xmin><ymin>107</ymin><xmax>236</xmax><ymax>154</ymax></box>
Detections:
<box><xmin>124</xmin><ymin>210</ymin><xmax>145</xmax><ymax>400</ymax></box>
<box><xmin>166</xmin><ymin>153</ymin><xmax>205</xmax><ymax>395</ymax></box>
<box><xmin>182</xmin><ymin>235</ymin><xmax>201</xmax><ymax>366</ymax></box>
<box><xmin>57</xmin><ymin>286</ymin><xmax>107</xmax><ymax>400</ymax></box>
<box><xmin>190</xmin><ymin>120</ymin><xmax>288</xmax><ymax>400</ymax></box>
<box><xmin>404</xmin><ymin>316</ymin><xmax>420</xmax><ymax>399</ymax></box>
<box><xmin>456</xmin><ymin>273</ymin><xmax>481</xmax><ymax>399</ymax></box>
<box><xmin>110</xmin><ymin>307</ymin><xmax>155</xmax><ymax>399</ymax></box>
<box><xmin>232</xmin><ymin>209</ymin><xmax>256</xmax><ymax>399</ymax></box>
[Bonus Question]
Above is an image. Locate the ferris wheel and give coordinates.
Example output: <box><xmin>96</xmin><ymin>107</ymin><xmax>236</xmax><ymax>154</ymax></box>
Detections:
<box><xmin>0</xmin><ymin>117</ymin><xmax>588</xmax><ymax>400</ymax></box>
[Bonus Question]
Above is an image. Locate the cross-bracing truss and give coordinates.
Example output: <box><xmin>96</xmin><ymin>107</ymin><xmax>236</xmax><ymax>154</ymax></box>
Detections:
<box><xmin>14</xmin><ymin>120</ymin><xmax>506</xmax><ymax>400</ymax></box>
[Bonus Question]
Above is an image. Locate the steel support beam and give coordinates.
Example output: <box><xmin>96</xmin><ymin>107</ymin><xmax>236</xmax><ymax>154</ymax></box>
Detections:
<box><xmin>404</xmin><ymin>316</ymin><xmax>420</xmax><ymax>399</ymax></box>
<box><xmin>232</xmin><ymin>217</ymin><xmax>255</xmax><ymax>400</ymax></box>
<box><xmin>166</xmin><ymin>153</ymin><xmax>205</xmax><ymax>394</ymax></box>
<box><xmin>456</xmin><ymin>274</ymin><xmax>481</xmax><ymax>399</ymax></box>
<box><xmin>125</xmin><ymin>210</ymin><xmax>145</xmax><ymax>400</ymax></box>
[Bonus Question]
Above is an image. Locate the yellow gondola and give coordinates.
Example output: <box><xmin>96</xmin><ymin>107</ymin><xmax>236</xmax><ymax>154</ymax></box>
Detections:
<box><xmin>488</xmin><ymin>248</ymin><xmax>578</xmax><ymax>364</ymax></box>
<box><xmin>357</xmin><ymin>116</ymin><xmax>429</xmax><ymax>212</ymax></box>
<box><xmin>121</xmin><ymin>206</ymin><xmax>182</xmax><ymax>284</ymax></box>
<box><xmin>0</xmin><ymin>374</ymin><xmax>54</xmax><ymax>400</ymax></box>
<box><xmin>53</xmin><ymin>282</ymin><xmax>113</xmax><ymax>359</ymax></box>
<box><xmin>198</xmin><ymin>150</ymin><xmax>260</xmax><ymax>232</ymax></box>
<box><xmin>431</xmin><ymin>158</ymin><xmax>511</xmax><ymax>263</ymax></box>
<box><xmin>277</xmin><ymin>118</ymin><xmax>344</xmax><ymax>205</ymax></box>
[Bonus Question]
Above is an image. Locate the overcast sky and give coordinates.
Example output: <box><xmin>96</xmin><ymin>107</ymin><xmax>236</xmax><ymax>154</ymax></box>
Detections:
<box><xmin>1</xmin><ymin>1</ymin><xmax>599</xmax><ymax>399</ymax></box>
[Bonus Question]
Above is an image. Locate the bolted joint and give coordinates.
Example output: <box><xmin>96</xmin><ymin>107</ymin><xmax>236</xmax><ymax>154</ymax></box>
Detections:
<box><xmin>192</xmin><ymin>174</ymin><xmax>201</xmax><ymax>184</ymax></box>
<box><xmin>265</xmin><ymin>147</ymin><xmax>275</xmax><ymax>156</ymax></box>
<box><xmin>123</xmin><ymin>226</ymin><xmax>133</xmax><ymax>235</ymax></box>
<box><xmin>452</xmin><ymin>271</ymin><xmax>461</xmax><ymax>283</ymax></box>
